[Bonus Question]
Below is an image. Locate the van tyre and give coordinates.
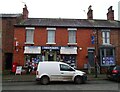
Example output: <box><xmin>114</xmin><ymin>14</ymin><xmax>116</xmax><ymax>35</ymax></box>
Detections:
<box><xmin>40</xmin><ymin>76</ymin><xmax>49</xmax><ymax>85</ymax></box>
<box><xmin>74</xmin><ymin>76</ymin><xmax>83</xmax><ymax>84</ymax></box>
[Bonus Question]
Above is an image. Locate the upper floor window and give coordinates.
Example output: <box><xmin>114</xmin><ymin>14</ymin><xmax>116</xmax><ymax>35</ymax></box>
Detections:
<box><xmin>25</xmin><ymin>27</ymin><xmax>35</xmax><ymax>44</ymax></box>
<box><xmin>68</xmin><ymin>28</ymin><xmax>77</xmax><ymax>45</ymax></box>
<box><xmin>46</xmin><ymin>28</ymin><xmax>56</xmax><ymax>44</ymax></box>
<box><xmin>102</xmin><ymin>30</ymin><xmax>110</xmax><ymax>45</ymax></box>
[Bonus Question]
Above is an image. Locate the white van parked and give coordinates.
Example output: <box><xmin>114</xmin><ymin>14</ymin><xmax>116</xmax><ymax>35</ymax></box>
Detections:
<box><xmin>36</xmin><ymin>61</ymin><xmax>87</xmax><ymax>85</ymax></box>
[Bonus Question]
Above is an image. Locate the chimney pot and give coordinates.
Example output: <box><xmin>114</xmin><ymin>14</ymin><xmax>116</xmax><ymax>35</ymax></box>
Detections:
<box><xmin>23</xmin><ymin>4</ymin><xmax>29</xmax><ymax>20</ymax></box>
<box><xmin>107</xmin><ymin>6</ymin><xmax>114</xmax><ymax>20</ymax></box>
<box><xmin>87</xmin><ymin>5</ymin><xmax>93</xmax><ymax>19</ymax></box>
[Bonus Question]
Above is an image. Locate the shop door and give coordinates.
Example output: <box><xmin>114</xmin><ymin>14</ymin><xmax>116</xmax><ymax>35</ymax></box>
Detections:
<box><xmin>48</xmin><ymin>54</ymin><xmax>54</xmax><ymax>61</ymax></box>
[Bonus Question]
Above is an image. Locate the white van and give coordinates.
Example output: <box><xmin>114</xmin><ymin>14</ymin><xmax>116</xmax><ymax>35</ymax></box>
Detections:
<box><xmin>36</xmin><ymin>61</ymin><xmax>87</xmax><ymax>85</ymax></box>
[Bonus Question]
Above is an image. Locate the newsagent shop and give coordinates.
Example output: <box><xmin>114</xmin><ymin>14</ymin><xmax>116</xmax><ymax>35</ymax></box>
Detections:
<box><xmin>23</xmin><ymin>46</ymin><xmax>77</xmax><ymax>70</ymax></box>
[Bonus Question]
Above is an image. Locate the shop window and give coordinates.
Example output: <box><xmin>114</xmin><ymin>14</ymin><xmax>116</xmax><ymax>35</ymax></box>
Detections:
<box><xmin>102</xmin><ymin>30</ymin><xmax>110</xmax><ymax>45</ymax></box>
<box><xmin>46</xmin><ymin>28</ymin><xmax>56</xmax><ymax>44</ymax></box>
<box><xmin>25</xmin><ymin>27</ymin><xmax>35</xmax><ymax>44</ymax></box>
<box><xmin>68</xmin><ymin>28</ymin><xmax>77</xmax><ymax>44</ymax></box>
<box><xmin>61</xmin><ymin>55</ymin><xmax>76</xmax><ymax>68</ymax></box>
<box><xmin>100</xmin><ymin>48</ymin><xmax>115</xmax><ymax>66</ymax></box>
<box><xmin>25</xmin><ymin>55</ymin><xmax>41</xmax><ymax>72</ymax></box>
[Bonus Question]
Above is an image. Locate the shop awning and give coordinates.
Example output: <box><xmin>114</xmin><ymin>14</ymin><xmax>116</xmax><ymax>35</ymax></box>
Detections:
<box><xmin>60</xmin><ymin>47</ymin><xmax>77</xmax><ymax>54</ymax></box>
<box><xmin>24</xmin><ymin>46</ymin><xmax>41</xmax><ymax>54</ymax></box>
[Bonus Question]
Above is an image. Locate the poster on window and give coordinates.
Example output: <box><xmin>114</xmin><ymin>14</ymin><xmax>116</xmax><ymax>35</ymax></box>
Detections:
<box><xmin>102</xmin><ymin>57</ymin><xmax>115</xmax><ymax>66</ymax></box>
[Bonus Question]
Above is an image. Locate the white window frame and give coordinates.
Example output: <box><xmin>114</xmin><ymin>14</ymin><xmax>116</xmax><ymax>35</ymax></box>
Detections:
<box><xmin>102</xmin><ymin>30</ymin><xmax>110</xmax><ymax>45</ymax></box>
<box><xmin>46</xmin><ymin>27</ymin><xmax>56</xmax><ymax>45</ymax></box>
<box><xmin>67</xmin><ymin>28</ymin><xmax>77</xmax><ymax>45</ymax></box>
<box><xmin>25</xmin><ymin>27</ymin><xmax>35</xmax><ymax>44</ymax></box>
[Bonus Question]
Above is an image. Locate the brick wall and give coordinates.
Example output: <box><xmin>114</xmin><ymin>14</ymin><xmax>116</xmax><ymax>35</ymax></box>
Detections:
<box><xmin>13</xmin><ymin>27</ymin><xmax>94</xmax><ymax>68</ymax></box>
<box><xmin>13</xmin><ymin>26</ymin><xmax>120</xmax><ymax>69</ymax></box>
<box><xmin>2</xmin><ymin>16</ymin><xmax>22</xmax><ymax>70</ymax></box>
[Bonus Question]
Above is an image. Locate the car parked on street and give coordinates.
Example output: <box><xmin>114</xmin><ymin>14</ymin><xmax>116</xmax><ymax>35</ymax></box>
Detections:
<box><xmin>36</xmin><ymin>61</ymin><xmax>87</xmax><ymax>85</ymax></box>
<box><xmin>106</xmin><ymin>65</ymin><xmax>120</xmax><ymax>81</ymax></box>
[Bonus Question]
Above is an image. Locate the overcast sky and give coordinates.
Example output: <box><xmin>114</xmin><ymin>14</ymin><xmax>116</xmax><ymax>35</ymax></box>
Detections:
<box><xmin>0</xmin><ymin>0</ymin><xmax>120</xmax><ymax>20</ymax></box>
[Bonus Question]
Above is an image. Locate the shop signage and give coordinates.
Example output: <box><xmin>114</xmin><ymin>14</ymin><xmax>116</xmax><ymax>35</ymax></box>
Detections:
<box><xmin>60</xmin><ymin>47</ymin><xmax>77</xmax><ymax>54</ymax></box>
<box><xmin>24</xmin><ymin>46</ymin><xmax>41</xmax><ymax>54</ymax></box>
<box><xmin>15</xmin><ymin>66</ymin><xmax>22</xmax><ymax>75</ymax></box>
<box><xmin>91</xmin><ymin>35</ymin><xmax>95</xmax><ymax>44</ymax></box>
<box><xmin>42</xmin><ymin>46</ymin><xmax>60</xmax><ymax>50</ymax></box>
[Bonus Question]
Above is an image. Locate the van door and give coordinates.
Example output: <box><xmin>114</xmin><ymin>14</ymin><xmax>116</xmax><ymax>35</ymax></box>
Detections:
<box><xmin>59</xmin><ymin>64</ymin><xmax>75</xmax><ymax>81</ymax></box>
<box><xmin>50</xmin><ymin>63</ymin><xmax>63</xmax><ymax>81</ymax></box>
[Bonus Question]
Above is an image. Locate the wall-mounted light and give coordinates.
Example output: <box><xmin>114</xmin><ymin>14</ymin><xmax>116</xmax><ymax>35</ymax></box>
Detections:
<box><xmin>79</xmin><ymin>47</ymin><xmax>82</xmax><ymax>51</ymax></box>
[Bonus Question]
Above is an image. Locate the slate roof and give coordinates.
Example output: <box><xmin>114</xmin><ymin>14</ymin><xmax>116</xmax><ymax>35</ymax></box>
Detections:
<box><xmin>0</xmin><ymin>14</ymin><xmax>22</xmax><ymax>18</ymax></box>
<box><xmin>15</xmin><ymin>18</ymin><xmax>120</xmax><ymax>28</ymax></box>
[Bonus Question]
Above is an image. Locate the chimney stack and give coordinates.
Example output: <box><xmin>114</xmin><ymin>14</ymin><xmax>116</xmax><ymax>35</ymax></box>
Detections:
<box><xmin>107</xmin><ymin>6</ymin><xmax>114</xmax><ymax>20</ymax></box>
<box><xmin>23</xmin><ymin>4</ymin><xmax>29</xmax><ymax>20</ymax></box>
<box><xmin>87</xmin><ymin>5</ymin><xmax>93</xmax><ymax>19</ymax></box>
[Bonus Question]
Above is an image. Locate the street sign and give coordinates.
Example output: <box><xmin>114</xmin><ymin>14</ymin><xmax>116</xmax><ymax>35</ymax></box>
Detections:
<box><xmin>91</xmin><ymin>35</ymin><xmax>95</xmax><ymax>44</ymax></box>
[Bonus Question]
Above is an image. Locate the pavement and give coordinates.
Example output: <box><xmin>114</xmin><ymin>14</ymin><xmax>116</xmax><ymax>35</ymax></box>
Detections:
<box><xmin>2</xmin><ymin>74</ymin><xmax>107</xmax><ymax>82</ymax></box>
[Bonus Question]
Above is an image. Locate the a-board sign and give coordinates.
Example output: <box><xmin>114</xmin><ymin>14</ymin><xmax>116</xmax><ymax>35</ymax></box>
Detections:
<box><xmin>15</xmin><ymin>66</ymin><xmax>22</xmax><ymax>75</ymax></box>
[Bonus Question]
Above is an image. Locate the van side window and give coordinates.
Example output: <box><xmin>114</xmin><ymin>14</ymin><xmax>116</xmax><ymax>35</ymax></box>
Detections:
<box><xmin>60</xmin><ymin>64</ymin><xmax>74</xmax><ymax>71</ymax></box>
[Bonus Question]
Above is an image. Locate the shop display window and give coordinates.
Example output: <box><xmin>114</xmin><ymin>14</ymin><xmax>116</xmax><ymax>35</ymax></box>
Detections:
<box><xmin>24</xmin><ymin>55</ymin><xmax>41</xmax><ymax>73</ymax></box>
<box><xmin>61</xmin><ymin>55</ymin><xmax>76</xmax><ymax>68</ymax></box>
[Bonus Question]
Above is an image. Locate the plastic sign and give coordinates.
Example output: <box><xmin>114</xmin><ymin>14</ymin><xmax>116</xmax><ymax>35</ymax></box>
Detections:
<box><xmin>91</xmin><ymin>36</ymin><xmax>95</xmax><ymax>44</ymax></box>
<box><xmin>15</xmin><ymin>66</ymin><xmax>22</xmax><ymax>75</ymax></box>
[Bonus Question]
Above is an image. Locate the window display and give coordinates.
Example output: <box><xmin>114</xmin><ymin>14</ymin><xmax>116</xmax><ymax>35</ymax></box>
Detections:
<box><xmin>25</xmin><ymin>55</ymin><xmax>41</xmax><ymax>73</ymax></box>
<box><xmin>61</xmin><ymin>55</ymin><xmax>76</xmax><ymax>68</ymax></box>
<box><xmin>100</xmin><ymin>47</ymin><xmax>115</xmax><ymax>66</ymax></box>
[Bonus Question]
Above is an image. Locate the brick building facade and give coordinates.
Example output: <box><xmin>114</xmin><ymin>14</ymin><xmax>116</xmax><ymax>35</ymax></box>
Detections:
<box><xmin>1</xmin><ymin>4</ymin><xmax>28</xmax><ymax>70</ymax></box>
<box><xmin>13</xmin><ymin>6</ymin><xmax>120</xmax><ymax>73</ymax></box>
<box><xmin>1</xmin><ymin>14</ymin><xmax>22</xmax><ymax>70</ymax></box>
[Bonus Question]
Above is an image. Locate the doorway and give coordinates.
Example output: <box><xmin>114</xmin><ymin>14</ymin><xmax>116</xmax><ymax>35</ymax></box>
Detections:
<box><xmin>5</xmin><ymin>53</ymin><xmax>13</xmax><ymax>69</ymax></box>
<box><xmin>48</xmin><ymin>54</ymin><xmax>54</xmax><ymax>61</ymax></box>
<box><xmin>88</xmin><ymin>48</ymin><xmax>95</xmax><ymax>67</ymax></box>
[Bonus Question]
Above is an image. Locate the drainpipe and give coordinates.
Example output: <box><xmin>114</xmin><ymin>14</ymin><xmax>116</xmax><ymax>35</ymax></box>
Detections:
<box><xmin>93</xmin><ymin>28</ymin><xmax>99</xmax><ymax>78</ymax></box>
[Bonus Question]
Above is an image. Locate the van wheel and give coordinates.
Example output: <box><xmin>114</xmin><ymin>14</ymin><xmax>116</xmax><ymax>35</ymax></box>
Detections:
<box><xmin>74</xmin><ymin>76</ymin><xmax>83</xmax><ymax>84</ymax></box>
<box><xmin>40</xmin><ymin>76</ymin><xmax>49</xmax><ymax>85</ymax></box>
